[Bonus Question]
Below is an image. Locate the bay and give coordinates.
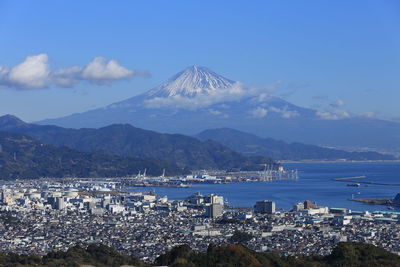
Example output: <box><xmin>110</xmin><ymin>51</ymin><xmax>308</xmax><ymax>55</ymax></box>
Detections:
<box><xmin>127</xmin><ymin>162</ymin><xmax>400</xmax><ymax>212</ymax></box>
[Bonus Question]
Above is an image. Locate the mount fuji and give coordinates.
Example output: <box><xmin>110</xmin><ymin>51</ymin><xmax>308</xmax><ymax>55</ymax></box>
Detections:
<box><xmin>144</xmin><ymin>65</ymin><xmax>235</xmax><ymax>98</ymax></box>
<box><xmin>38</xmin><ymin>66</ymin><xmax>400</xmax><ymax>153</ymax></box>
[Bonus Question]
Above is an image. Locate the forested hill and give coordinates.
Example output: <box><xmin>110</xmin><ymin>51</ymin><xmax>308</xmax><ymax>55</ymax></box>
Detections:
<box><xmin>0</xmin><ymin>131</ymin><xmax>184</xmax><ymax>179</ymax></box>
<box><xmin>155</xmin><ymin>242</ymin><xmax>400</xmax><ymax>267</ymax></box>
<box><xmin>0</xmin><ymin>115</ymin><xmax>277</xmax><ymax>171</ymax></box>
<box><xmin>0</xmin><ymin>244</ymin><xmax>148</xmax><ymax>267</ymax></box>
<box><xmin>0</xmin><ymin>242</ymin><xmax>398</xmax><ymax>267</ymax></box>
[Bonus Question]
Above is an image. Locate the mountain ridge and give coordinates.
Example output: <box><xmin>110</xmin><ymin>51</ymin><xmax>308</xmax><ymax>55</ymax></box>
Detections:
<box><xmin>196</xmin><ymin>128</ymin><xmax>396</xmax><ymax>161</ymax></box>
<box><xmin>35</xmin><ymin>66</ymin><xmax>400</xmax><ymax>153</ymax></box>
<box><xmin>0</xmin><ymin>115</ymin><xmax>276</xmax><ymax>171</ymax></box>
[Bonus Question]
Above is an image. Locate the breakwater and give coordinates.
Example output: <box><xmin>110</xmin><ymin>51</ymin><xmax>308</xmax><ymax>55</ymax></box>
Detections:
<box><xmin>333</xmin><ymin>176</ymin><xmax>400</xmax><ymax>187</ymax></box>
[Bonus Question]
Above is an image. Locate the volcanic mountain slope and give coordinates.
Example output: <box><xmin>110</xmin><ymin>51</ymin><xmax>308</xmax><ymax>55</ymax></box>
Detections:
<box><xmin>37</xmin><ymin>66</ymin><xmax>316</xmax><ymax>128</ymax></box>
<box><xmin>144</xmin><ymin>65</ymin><xmax>236</xmax><ymax>98</ymax></box>
<box><xmin>196</xmin><ymin>128</ymin><xmax>396</xmax><ymax>161</ymax></box>
<box><xmin>0</xmin><ymin>131</ymin><xmax>183</xmax><ymax>179</ymax></box>
<box><xmin>0</xmin><ymin>115</ymin><xmax>276</xmax><ymax>171</ymax></box>
<box><xmin>37</xmin><ymin>66</ymin><xmax>400</xmax><ymax>153</ymax></box>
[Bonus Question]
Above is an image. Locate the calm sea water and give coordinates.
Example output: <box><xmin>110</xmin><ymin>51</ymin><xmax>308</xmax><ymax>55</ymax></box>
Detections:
<box><xmin>128</xmin><ymin>162</ymin><xmax>400</xmax><ymax>212</ymax></box>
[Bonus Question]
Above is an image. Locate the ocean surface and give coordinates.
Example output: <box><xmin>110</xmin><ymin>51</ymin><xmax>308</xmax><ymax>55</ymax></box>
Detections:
<box><xmin>127</xmin><ymin>162</ymin><xmax>400</xmax><ymax>212</ymax></box>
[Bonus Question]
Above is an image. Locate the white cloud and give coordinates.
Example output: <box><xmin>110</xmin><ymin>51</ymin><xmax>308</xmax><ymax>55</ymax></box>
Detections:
<box><xmin>52</xmin><ymin>66</ymin><xmax>82</xmax><ymax>87</ymax></box>
<box><xmin>257</xmin><ymin>93</ymin><xmax>271</xmax><ymax>102</ymax></box>
<box><xmin>360</xmin><ymin>112</ymin><xmax>377</xmax><ymax>119</ymax></box>
<box><xmin>0</xmin><ymin>54</ymin><xmax>147</xmax><ymax>90</ymax></box>
<box><xmin>317</xmin><ymin>110</ymin><xmax>350</xmax><ymax>120</ymax></box>
<box><xmin>316</xmin><ymin>111</ymin><xmax>337</xmax><ymax>120</ymax></box>
<box><xmin>208</xmin><ymin>109</ymin><xmax>222</xmax><ymax>116</ymax></box>
<box><xmin>5</xmin><ymin>54</ymin><xmax>50</xmax><ymax>88</ymax></box>
<box><xmin>208</xmin><ymin>109</ymin><xmax>229</xmax><ymax>118</ymax></box>
<box><xmin>144</xmin><ymin>82</ymin><xmax>281</xmax><ymax>110</ymax></box>
<box><xmin>269</xmin><ymin>106</ymin><xmax>300</xmax><ymax>118</ymax></box>
<box><xmin>312</xmin><ymin>97</ymin><xmax>352</xmax><ymax>120</ymax></box>
<box><xmin>330</xmin><ymin>99</ymin><xmax>345</xmax><ymax>108</ymax></box>
<box><xmin>145</xmin><ymin>82</ymin><xmax>249</xmax><ymax>109</ymax></box>
<box><xmin>250</xmin><ymin>107</ymin><xmax>268</xmax><ymax>118</ymax></box>
<box><xmin>81</xmin><ymin>57</ymin><xmax>135</xmax><ymax>85</ymax></box>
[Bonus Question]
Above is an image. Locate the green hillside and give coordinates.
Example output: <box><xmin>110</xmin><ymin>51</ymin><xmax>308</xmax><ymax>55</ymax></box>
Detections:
<box><xmin>0</xmin><ymin>115</ymin><xmax>277</xmax><ymax>171</ymax></box>
<box><xmin>0</xmin><ymin>131</ymin><xmax>184</xmax><ymax>179</ymax></box>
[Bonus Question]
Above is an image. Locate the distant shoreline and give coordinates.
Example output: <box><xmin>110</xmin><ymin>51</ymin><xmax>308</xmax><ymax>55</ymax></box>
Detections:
<box><xmin>279</xmin><ymin>160</ymin><xmax>400</xmax><ymax>164</ymax></box>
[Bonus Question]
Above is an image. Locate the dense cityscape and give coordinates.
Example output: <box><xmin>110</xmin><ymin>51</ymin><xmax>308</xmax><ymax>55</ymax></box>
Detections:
<box><xmin>1</xmin><ymin>178</ymin><xmax>399</xmax><ymax>262</ymax></box>
<box><xmin>1</xmin><ymin>1</ymin><xmax>400</xmax><ymax>266</ymax></box>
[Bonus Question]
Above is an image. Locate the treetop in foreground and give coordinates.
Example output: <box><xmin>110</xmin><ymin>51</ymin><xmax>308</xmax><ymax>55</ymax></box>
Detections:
<box><xmin>0</xmin><ymin>242</ymin><xmax>399</xmax><ymax>267</ymax></box>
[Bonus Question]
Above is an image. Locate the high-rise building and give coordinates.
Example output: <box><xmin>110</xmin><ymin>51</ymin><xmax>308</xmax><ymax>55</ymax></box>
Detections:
<box><xmin>55</xmin><ymin>197</ymin><xmax>65</xmax><ymax>210</ymax></box>
<box><xmin>254</xmin><ymin>200</ymin><xmax>275</xmax><ymax>214</ymax></box>
<box><xmin>204</xmin><ymin>194</ymin><xmax>224</xmax><ymax>205</ymax></box>
<box><xmin>204</xmin><ymin>193</ymin><xmax>224</xmax><ymax>218</ymax></box>
<box><xmin>205</xmin><ymin>203</ymin><xmax>224</xmax><ymax>218</ymax></box>
<box><xmin>304</xmin><ymin>200</ymin><xmax>318</xmax><ymax>209</ymax></box>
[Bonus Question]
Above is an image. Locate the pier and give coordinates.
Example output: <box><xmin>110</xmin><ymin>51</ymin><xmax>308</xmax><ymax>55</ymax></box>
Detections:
<box><xmin>332</xmin><ymin>176</ymin><xmax>366</xmax><ymax>181</ymax></box>
<box><xmin>332</xmin><ymin>176</ymin><xmax>400</xmax><ymax>187</ymax></box>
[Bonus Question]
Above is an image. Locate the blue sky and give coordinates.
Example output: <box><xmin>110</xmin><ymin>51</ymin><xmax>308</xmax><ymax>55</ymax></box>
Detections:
<box><xmin>0</xmin><ymin>0</ymin><xmax>399</xmax><ymax>122</ymax></box>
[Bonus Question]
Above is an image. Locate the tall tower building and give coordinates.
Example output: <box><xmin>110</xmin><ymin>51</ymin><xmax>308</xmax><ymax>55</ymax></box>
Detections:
<box><xmin>55</xmin><ymin>197</ymin><xmax>65</xmax><ymax>210</ymax></box>
<box><xmin>204</xmin><ymin>194</ymin><xmax>224</xmax><ymax>218</ymax></box>
<box><xmin>205</xmin><ymin>203</ymin><xmax>224</xmax><ymax>218</ymax></box>
<box><xmin>254</xmin><ymin>200</ymin><xmax>275</xmax><ymax>214</ymax></box>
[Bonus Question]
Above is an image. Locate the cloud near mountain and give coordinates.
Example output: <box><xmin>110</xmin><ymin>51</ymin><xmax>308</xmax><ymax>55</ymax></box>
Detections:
<box><xmin>316</xmin><ymin>110</ymin><xmax>350</xmax><ymax>120</ymax></box>
<box><xmin>250</xmin><ymin>107</ymin><xmax>268</xmax><ymax>118</ymax></box>
<box><xmin>0</xmin><ymin>54</ymin><xmax>148</xmax><ymax>90</ymax></box>
<box><xmin>144</xmin><ymin>82</ymin><xmax>267</xmax><ymax>110</ymax></box>
<box><xmin>35</xmin><ymin>65</ymin><xmax>400</xmax><ymax>153</ymax></box>
<box><xmin>143</xmin><ymin>80</ymin><xmax>283</xmax><ymax>111</ymax></box>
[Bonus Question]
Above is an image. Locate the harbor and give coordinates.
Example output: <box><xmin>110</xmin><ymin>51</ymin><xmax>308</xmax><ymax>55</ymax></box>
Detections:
<box><xmin>127</xmin><ymin>162</ymin><xmax>400</xmax><ymax>212</ymax></box>
<box><xmin>116</xmin><ymin>165</ymin><xmax>299</xmax><ymax>189</ymax></box>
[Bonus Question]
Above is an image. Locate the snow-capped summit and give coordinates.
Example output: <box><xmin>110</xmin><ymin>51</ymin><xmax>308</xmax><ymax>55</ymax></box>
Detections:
<box><xmin>144</xmin><ymin>66</ymin><xmax>235</xmax><ymax>98</ymax></box>
<box><xmin>36</xmin><ymin>65</ymin><xmax>400</xmax><ymax>154</ymax></box>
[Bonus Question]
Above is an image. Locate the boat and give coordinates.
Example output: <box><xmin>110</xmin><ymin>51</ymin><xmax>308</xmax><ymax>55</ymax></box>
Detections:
<box><xmin>347</xmin><ymin>183</ymin><xmax>360</xmax><ymax>187</ymax></box>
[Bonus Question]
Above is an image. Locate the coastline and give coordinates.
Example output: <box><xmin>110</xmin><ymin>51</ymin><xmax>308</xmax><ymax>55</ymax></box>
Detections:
<box><xmin>280</xmin><ymin>160</ymin><xmax>400</xmax><ymax>164</ymax></box>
